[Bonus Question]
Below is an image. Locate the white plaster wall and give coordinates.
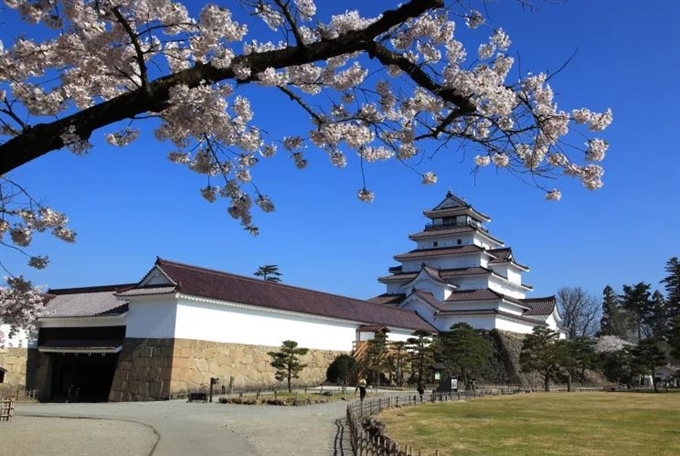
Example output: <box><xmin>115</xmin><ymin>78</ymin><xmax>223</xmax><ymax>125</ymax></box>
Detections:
<box><xmin>433</xmin><ymin>315</ymin><xmax>496</xmax><ymax>332</ymax></box>
<box><xmin>399</xmin><ymin>299</ymin><xmax>436</xmax><ymax>323</ymax></box>
<box><xmin>449</xmin><ymin>278</ymin><xmax>488</xmax><ymax>291</ymax></box>
<box><xmin>495</xmin><ymin>318</ymin><xmax>536</xmax><ymax>334</ymax></box>
<box><xmin>358</xmin><ymin>329</ymin><xmax>425</xmax><ymax>343</ymax></box>
<box><xmin>488</xmin><ymin>276</ymin><xmax>526</xmax><ymax>299</ymax></box>
<box><xmin>386</xmin><ymin>283</ymin><xmax>404</xmax><ymax>295</ymax></box>
<box><xmin>174</xmin><ymin>298</ymin><xmax>357</xmax><ymax>351</ymax></box>
<box><xmin>497</xmin><ymin>302</ymin><xmax>526</xmax><ymax>317</ymax></box>
<box><xmin>403</xmin><ymin>255</ymin><xmax>481</xmax><ymax>272</ymax></box>
<box><xmin>406</xmin><ymin>277</ymin><xmax>446</xmax><ymax>301</ymax></box>
<box><xmin>416</xmin><ymin>234</ymin><xmax>473</xmax><ymax>250</ymax></box>
<box><xmin>507</xmin><ymin>267</ymin><xmax>522</xmax><ymax>285</ymax></box>
<box><xmin>125</xmin><ymin>298</ymin><xmax>178</xmax><ymax>338</ymax></box>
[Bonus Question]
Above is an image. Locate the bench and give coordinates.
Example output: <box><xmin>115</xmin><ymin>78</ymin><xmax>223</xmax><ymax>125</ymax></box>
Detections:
<box><xmin>188</xmin><ymin>392</ymin><xmax>207</xmax><ymax>402</ymax></box>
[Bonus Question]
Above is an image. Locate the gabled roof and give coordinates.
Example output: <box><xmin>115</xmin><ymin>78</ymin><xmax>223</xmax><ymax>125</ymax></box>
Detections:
<box><xmin>521</xmin><ymin>296</ymin><xmax>557</xmax><ymax>316</ymax></box>
<box><xmin>119</xmin><ymin>258</ymin><xmax>436</xmax><ymax>332</ymax></box>
<box><xmin>410</xmin><ymin>289</ymin><xmax>446</xmax><ymax>311</ymax></box>
<box><xmin>41</xmin><ymin>284</ymin><xmax>134</xmax><ymax>318</ymax></box>
<box><xmin>379</xmin><ymin>265</ymin><xmax>494</xmax><ymax>285</ymax></box>
<box><xmin>423</xmin><ymin>191</ymin><xmax>491</xmax><ymax>222</ymax></box>
<box><xmin>487</xmin><ymin>247</ymin><xmax>529</xmax><ymax>270</ymax></box>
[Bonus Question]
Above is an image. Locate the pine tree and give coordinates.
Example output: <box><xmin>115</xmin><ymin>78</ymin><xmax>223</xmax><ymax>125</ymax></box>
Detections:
<box><xmin>254</xmin><ymin>264</ymin><xmax>283</xmax><ymax>283</ymax></box>
<box><xmin>406</xmin><ymin>330</ymin><xmax>434</xmax><ymax>385</ymax></box>
<box><xmin>620</xmin><ymin>282</ymin><xmax>653</xmax><ymax>341</ymax></box>
<box><xmin>599</xmin><ymin>285</ymin><xmax>629</xmax><ymax>338</ymax></box>
<box><xmin>519</xmin><ymin>327</ymin><xmax>561</xmax><ymax>392</ymax></box>
<box><xmin>661</xmin><ymin>257</ymin><xmax>680</xmax><ymax>359</ymax></box>
<box><xmin>632</xmin><ymin>338</ymin><xmax>667</xmax><ymax>393</ymax></box>
<box><xmin>439</xmin><ymin>323</ymin><xmax>493</xmax><ymax>387</ymax></box>
<box><xmin>267</xmin><ymin>340</ymin><xmax>308</xmax><ymax>393</ymax></box>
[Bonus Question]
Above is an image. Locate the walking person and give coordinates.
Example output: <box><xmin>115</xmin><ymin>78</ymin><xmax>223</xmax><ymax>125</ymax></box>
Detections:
<box><xmin>356</xmin><ymin>378</ymin><xmax>367</xmax><ymax>402</ymax></box>
<box><xmin>417</xmin><ymin>381</ymin><xmax>425</xmax><ymax>402</ymax></box>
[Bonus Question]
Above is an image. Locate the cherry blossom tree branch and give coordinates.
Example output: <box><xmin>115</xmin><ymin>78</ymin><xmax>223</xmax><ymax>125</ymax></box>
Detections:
<box><xmin>0</xmin><ymin>0</ymin><xmax>442</xmax><ymax>175</ymax></box>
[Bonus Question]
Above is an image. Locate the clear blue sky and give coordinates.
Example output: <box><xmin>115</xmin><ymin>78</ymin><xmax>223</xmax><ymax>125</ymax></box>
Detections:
<box><xmin>2</xmin><ymin>0</ymin><xmax>679</xmax><ymax>302</ymax></box>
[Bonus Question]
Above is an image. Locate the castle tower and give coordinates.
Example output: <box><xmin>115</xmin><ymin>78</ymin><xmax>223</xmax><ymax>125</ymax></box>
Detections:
<box><xmin>370</xmin><ymin>192</ymin><xmax>562</xmax><ymax>335</ymax></box>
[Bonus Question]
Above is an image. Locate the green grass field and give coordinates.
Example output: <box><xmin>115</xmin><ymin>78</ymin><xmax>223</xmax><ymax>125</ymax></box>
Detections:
<box><xmin>378</xmin><ymin>392</ymin><xmax>680</xmax><ymax>456</ymax></box>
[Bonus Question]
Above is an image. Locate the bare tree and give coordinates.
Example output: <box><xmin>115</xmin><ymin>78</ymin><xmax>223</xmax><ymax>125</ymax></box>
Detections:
<box><xmin>557</xmin><ymin>286</ymin><xmax>600</xmax><ymax>339</ymax></box>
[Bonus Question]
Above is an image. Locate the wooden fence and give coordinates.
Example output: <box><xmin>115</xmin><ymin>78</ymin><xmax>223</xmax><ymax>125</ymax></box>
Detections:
<box><xmin>0</xmin><ymin>398</ymin><xmax>14</xmax><ymax>422</ymax></box>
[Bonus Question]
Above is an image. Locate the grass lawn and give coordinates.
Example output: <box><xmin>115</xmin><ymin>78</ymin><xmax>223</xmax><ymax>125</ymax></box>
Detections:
<box><xmin>378</xmin><ymin>392</ymin><xmax>680</xmax><ymax>456</ymax></box>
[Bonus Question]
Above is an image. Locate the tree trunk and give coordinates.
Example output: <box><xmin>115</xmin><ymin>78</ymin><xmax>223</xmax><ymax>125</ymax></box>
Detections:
<box><xmin>567</xmin><ymin>373</ymin><xmax>572</xmax><ymax>392</ymax></box>
<box><xmin>544</xmin><ymin>374</ymin><xmax>550</xmax><ymax>392</ymax></box>
<box><xmin>287</xmin><ymin>372</ymin><xmax>292</xmax><ymax>393</ymax></box>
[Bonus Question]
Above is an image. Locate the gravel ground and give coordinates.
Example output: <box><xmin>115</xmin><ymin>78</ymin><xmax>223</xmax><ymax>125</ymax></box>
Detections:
<box><xmin>3</xmin><ymin>397</ymin><xmax>355</xmax><ymax>456</ymax></box>
<box><xmin>0</xmin><ymin>416</ymin><xmax>158</xmax><ymax>456</ymax></box>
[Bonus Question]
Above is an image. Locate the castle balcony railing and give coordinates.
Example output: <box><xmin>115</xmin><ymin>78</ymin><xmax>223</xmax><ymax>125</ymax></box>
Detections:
<box><xmin>424</xmin><ymin>220</ymin><xmax>488</xmax><ymax>233</ymax></box>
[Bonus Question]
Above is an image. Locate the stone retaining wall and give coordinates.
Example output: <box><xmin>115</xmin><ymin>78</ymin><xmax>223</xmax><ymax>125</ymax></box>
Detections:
<box><xmin>168</xmin><ymin>338</ymin><xmax>344</xmax><ymax>397</ymax></box>
<box><xmin>109</xmin><ymin>338</ymin><xmax>346</xmax><ymax>401</ymax></box>
<box><xmin>0</xmin><ymin>347</ymin><xmax>28</xmax><ymax>385</ymax></box>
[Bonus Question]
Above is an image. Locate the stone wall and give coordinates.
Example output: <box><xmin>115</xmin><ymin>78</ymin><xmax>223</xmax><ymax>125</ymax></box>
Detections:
<box><xmin>109</xmin><ymin>338</ymin><xmax>174</xmax><ymax>402</ymax></box>
<box><xmin>108</xmin><ymin>337</ymin><xmax>347</xmax><ymax>401</ymax></box>
<box><xmin>168</xmin><ymin>339</ymin><xmax>345</xmax><ymax>397</ymax></box>
<box><xmin>0</xmin><ymin>347</ymin><xmax>28</xmax><ymax>385</ymax></box>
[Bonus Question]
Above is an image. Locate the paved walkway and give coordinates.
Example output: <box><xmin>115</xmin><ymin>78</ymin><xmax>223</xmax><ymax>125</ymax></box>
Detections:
<box><xmin>1</xmin><ymin>399</ymin><xmax>354</xmax><ymax>456</ymax></box>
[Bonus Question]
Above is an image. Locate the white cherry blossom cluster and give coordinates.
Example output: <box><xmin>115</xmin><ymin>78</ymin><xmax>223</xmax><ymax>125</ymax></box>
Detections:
<box><xmin>0</xmin><ymin>276</ymin><xmax>45</xmax><ymax>344</ymax></box>
<box><xmin>1</xmin><ymin>0</ymin><xmax>613</xmax><ymax>236</ymax></box>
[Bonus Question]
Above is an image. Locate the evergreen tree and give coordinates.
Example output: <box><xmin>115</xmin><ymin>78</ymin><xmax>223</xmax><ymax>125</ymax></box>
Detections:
<box><xmin>620</xmin><ymin>282</ymin><xmax>653</xmax><ymax>341</ymax></box>
<box><xmin>439</xmin><ymin>323</ymin><xmax>493</xmax><ymax>387</ymax></box>
<box><xmin>326</xmin><ymin>354</ymin><xmax>357</xmax><ymax>386</ymax></box>
<box><xmin>254</xmin><ymin>264</ymin><xmax>283</xmax><ymax>283</ymax></box>
<box><xmin>519</xmin><ymin>327</ymin><xmax>561</xmax><ymax>392</ymax></box>
<box><xmin>648</xmin><ymin>291</ymin><xmax>668</xmax><ymax>340</ymax></box>
<box><xmin>632</xmin><ymin>338</ymin><xmax>667</xmax><ymax>393</ymax></box>
<box><xmin>387</xmin><ymin>341</ymin><xmax>409</xmax><ymax>387</ymax></box>
<box><xmin>406</xmin><ymin>330</ymin><xmax>434</xmax><ymax>384</ymax></box>
<box><xmin>555</xmin><ymin>337</ymin><xmax>596</xmax><ymax>391</ymax></box>
<box><xmin>599</xmin><ymin>286</ymin><xmax>629</xmax><ymax>338</ymax></box>
<box><xmin>661</xmin><ymin>257</ymin><xmax>680</xmax><ymax>360</ymax></box>
<box><xmin>363</xmin><ymin>331</ymin><xmax>389</xmax><ymax>386</ymax></box>
<box><xmin>600</xmin><ymin>346</ymin><xmax>639</xmax><ymax>387</ymax></box>
<box><xmin>267</xmin><ymin>340</ymin><xmax>308</xmax><ymax>393</ymax></box>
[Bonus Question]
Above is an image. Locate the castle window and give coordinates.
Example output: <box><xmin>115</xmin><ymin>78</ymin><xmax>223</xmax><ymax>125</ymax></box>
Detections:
<box><xmin>433</xmin><ymin>241</ymin><xmax>438</xmax><ymax>247</ymax></box>
<box><xmin>457</xmin><ymin>239</ymin><xmax>462</xmax><ymax>245</ymax></box>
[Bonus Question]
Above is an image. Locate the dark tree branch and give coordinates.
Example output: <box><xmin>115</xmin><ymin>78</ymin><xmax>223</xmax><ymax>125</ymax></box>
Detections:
<box><xmin>0</xmin><ymin>0</ymin><xmax>441</xmax><ymax>175</ymax></box>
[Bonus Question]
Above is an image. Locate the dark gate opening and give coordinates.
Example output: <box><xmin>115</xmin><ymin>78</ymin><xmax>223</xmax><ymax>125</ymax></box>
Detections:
<box><xmin>50</xmin><ymin>353</ymin><xmax>119</xmax><ymax>402</ymax></box>
<box><xmin>38</xmin><ymin>326</ymin><xmax>125</xmax><ymax>402</ymax></box>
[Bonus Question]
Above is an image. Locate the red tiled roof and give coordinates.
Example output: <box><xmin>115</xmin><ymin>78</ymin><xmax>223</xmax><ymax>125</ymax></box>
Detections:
<box><xmin>411</xmin><ymin>289</ymin><xmax>446</xmax><ymax>311</ymax></box>
<box><xmin>439</xmin><ymin>267</ymin><xmax>493</xmax><ymax>278</ymax></box>
<box><xmin>124</xmin><ymin>259</ymin><xmax>436</xmax><ymax>332</ymax></box>
<box><xmin>409</xmin><ymin>225</ymin><xmax>476</xmax><ymax>240</ymax></box>
<box><xmin>488</xmin><ymin>247</ymin><xmax>529</xmax><ymax>270</ymax></box>
<box><xmin>379</xmin><ymin>266</ymin><xmax>493</xmax><ymax>284</ymax></box>
<box><xmin>367</xmin><ymin>294</ymin><xmax>406</xmax><ymax>305</ymax></box>
<box><xmin>422</xmin><ymin>192</ymin><xmax>491</xmax><ymax>221</ymax></box>
<box><xmin>444</xmin><ymin>288</ymin><xmax>529</xmax><ymax>308</ymax></box>
<box><xmin>521</xmin><ymin>296</ymin><xmax>557</xmax><ymax>316</ymax></box>
<box><xmin>394</xmin><ymin>245</ymin><xmax>483</xmax><ymax>261</ymax></box>
<box><xmin>357</xmin><ymin>325</ymin><xmax>389</xmax><ymax>332</ymax></box>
